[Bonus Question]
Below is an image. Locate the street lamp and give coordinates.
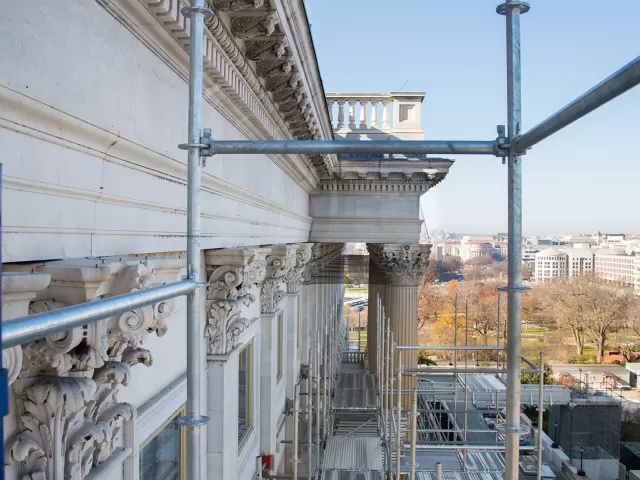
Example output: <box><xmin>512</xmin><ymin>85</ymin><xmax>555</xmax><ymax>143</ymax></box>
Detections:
<box><xmin>552</xmin><ymin>422</ymin><xmax>558</xmax><ymax>448</ymax></box>
<box><xmin>577</xmin><ymin>446</ymin><xmax>586</xmax><ymax>476</ymax></box>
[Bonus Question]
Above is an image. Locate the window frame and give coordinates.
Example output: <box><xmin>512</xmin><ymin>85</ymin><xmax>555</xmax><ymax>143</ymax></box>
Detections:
<box><xmin>139</xmin><ymin>404</ymin><xmax>187</xmax><ymax>480</ymax></box>
<box><xmin>238</xmin><ymin>340</ymin><xmax>254</xmax><ymax>447</ymax></box>
<box><xmin>277</xmin><ymin>311</ymin><xmax>284</xmax><ymax>381</ymax></box>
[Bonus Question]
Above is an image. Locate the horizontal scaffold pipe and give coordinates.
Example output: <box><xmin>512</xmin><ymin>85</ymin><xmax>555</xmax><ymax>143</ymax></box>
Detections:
<box><xmin>397</xmin><ymin>345</ymin><xmax>507</xmax><ymax>351</ymax></box>
<box><xmin>2</xmin><ymin>279</ymin><xmax>198</xmax><ymax>348</ymax></box>
<box><xmin>401</xmin><ymin>368</ymin><xmax>537</xmax><ymax>374</ymax></box>
<box><xmin>408</xmin><ymin>445</ymin><xmax>537</xmax><ymax>451</ymax></box>
<box><xmin>210</xmin><ymin>140</ymin><xmax>497</xmax><ymax>156</ymax></box>
<box><xmin>512</xmin><ymin>55</ymin><xmax>640</xmax><ymax>154</ymax></box>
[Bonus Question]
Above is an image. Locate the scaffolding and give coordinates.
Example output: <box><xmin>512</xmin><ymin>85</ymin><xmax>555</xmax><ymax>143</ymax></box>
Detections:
<box><xmin>1</xmin><ymin>1</ymin><xmax>639</xmax><ymax>479</ymax></box>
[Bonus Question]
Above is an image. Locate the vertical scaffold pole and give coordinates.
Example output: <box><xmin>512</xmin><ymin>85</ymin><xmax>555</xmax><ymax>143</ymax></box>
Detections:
<box><xmin>497</xmin><ymin>1</ymin><xmax>530</xmax><ymax>479</ymax></box>
<box><xmin>308</xmin><ymin>348</ymin><xmax>314</xmax><ymax>480</ymax></box>
<box><xmin>410</xmin><ymin>389</ymin><xmax>418</xmax><ymax>480</ymax></box>
<box><xmin>178</xmin><ymin>2</ymin><xmax>212</xmax><ymax>479</ymax></box>
<box><xmin>464</xmin><ymin>299</ymin><xmax>469</xmax><ymax>471</ymax></box>
<box><xmin>292</xmin><ymin>395</ymin><xmax>300</xmax><ymax>480</ymax></box>
<box><xmin>380</xmin><ymin>307</ymin><xmax>386</xmax><ymax>439</ymax></box>
<box><xmin>396</xmin><ymin>362</ymin><xmax>403</xmax><ymax>479</ymax></box>
<box><xmin>537</xmin><ymin>352</ymin><xmax>545</xmax><ymax>480</ymax></box>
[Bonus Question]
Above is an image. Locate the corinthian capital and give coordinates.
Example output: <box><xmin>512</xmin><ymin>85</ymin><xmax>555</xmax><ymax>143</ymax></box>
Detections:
<box><xmin>261</xmin><ymin>245</ymin><xmax>297</xmax><ymax>312</ymax></box>
<box><xmin>205</xmin><ymin>248</ymin><xmax>269</xmax><ymax>302</ymax></box>
<box><xmin>376</xmin><ymin>244</ymin><xmax>431</xmax><ymax>286</ymax></box>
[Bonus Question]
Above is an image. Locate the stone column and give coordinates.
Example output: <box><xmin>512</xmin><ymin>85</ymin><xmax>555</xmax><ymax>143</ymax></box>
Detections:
<box><xmin>376</xmin><ymin>245</ymin><xmax>430</xmax><ymax>401</ymax></box>
<box><xmin>348</xmin><ymin>100</ymin><xmax>357</xmax><ymax>129</ymax></box>
<box><xmin>366</xmin><ymin>251</ymin><xmax>381</xmax><ymax>373</ymax></box>
<box><xmin>337</xmin><ymin>100</ymin><xmax>345</xmax><ymax>129</ymax></box>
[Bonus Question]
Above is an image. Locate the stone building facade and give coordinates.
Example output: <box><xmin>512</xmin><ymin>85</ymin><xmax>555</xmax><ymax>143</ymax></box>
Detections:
<box><xmin>0</xmin><ymin>1</ymin><xmax>450</xmax><ymax>479</ymax></box>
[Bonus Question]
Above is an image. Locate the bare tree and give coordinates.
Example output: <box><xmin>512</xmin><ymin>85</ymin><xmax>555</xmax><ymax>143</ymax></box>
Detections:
<box><xmin>545</xmin><ymin>277</ymin><xmax>634</xmax><ymax>362</ymax></box>
<box><xmin>418</xmin><ymin>283</ymin><xmax>446</xmax><ymax>330</ymax></box>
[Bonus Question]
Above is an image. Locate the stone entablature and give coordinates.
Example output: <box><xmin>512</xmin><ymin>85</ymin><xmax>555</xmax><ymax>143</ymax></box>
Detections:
<box><xmin>2</xmin><ymin>258</ymin><xmax>185</xmax><ymax>480</ymax></box>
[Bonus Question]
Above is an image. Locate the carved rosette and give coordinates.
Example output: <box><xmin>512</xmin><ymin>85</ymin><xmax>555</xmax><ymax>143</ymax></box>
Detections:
<box><xmin>377</xmin><ymin>244</ymin><xmax>431</xmax><ymax>286</ymax></box>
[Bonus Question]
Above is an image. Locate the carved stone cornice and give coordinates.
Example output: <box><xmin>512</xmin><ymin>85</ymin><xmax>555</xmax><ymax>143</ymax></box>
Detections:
<box><xmin>209</xmin><ymin>0</ymin><xmax>266</xmax><ymax>11</ymax></box>
<box><xmin>375</xmin><ymin>244</ymin><xmax>431</xmax><ymax>286</ymax></box>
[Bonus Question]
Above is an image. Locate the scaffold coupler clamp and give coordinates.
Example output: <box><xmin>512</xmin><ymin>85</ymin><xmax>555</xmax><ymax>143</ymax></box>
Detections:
<box><xmin>495</xmin><ymin>125</ymin><xmax>508</xmax><ymax>164</ymax></box>
<box><xmin>178</xmin><ymin>128</ymin><xmax>214</xmax><ymax>166</ymax></box>
<box><xmin>496</xmin><ymin>1</ymin><xmax>530</xmax><ymax>15</ymax></box>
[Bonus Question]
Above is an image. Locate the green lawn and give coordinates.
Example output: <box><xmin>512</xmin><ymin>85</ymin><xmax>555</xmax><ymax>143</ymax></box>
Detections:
<box><xmin>347</xmin><ymin>287</ymin><xmax>368</xmax><ymax>294</ymax></box>
<box><xmin>348</xmin><ymin>330</ymin><xmax>368</xmax><ymax>352</ymax></box>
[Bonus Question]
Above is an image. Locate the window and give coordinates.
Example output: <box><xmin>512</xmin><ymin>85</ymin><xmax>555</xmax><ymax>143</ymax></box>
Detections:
<box><xmin>238</xmin><ymin>341</ymin><xmax>253</xmax><ymax>445</ymax></box>
<box><xmin>140</xmin><ymin>405</ymin><xmax>186</xmax><ymax>480</ymax></box>
<box><xmin>277</xmin><ymin>311</ymin><xmax>284</xmax><ymax>381</ymax></box>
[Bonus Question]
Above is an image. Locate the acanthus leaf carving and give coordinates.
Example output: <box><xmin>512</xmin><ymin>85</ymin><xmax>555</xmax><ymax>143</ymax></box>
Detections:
<box><xmin>5</xmin><ymin>376</ymin><xmax>97</xmax><ymax>480</ymax></box>
<box><xmin>260</xmin><ymin>277</ymin><xmax>286</xmax><ymax>314</ymax></box>
<box><xmin>205</xmin><ymin>299</ymin><xmax>256</xmax><ymax>354</ymax></box>
<box><xmin>378</xmin><ymin>244</ymin><xmax>431</xmax><ymax>286</ymax></box>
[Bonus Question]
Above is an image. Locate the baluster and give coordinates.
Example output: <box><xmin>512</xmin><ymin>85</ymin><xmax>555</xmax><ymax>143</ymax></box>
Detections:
<box><xmin>359</xmin><ymin>99</ymin><xmax>368</xmax><ymax>129</ymax></box>
<box><xmin>371</xmin><ymin>100</ymin><xmax>379</xmax><ymax>128</ymax></box>
<box><xmin>329</xmin><ymin>100</ymin><xmax>334</xmax><ymax>128</ymax></box>
<box><xmin>337</xmin><ymin>100</ymin><xmax>345</xmax><ymax>129</ymax></box>
<box><xmin>382</xmin><ymin>99</ymin><xmax>390</xmax><ymax>129</ymax></box>
<box><xmin>348</xmin><ymin>100</ymin><xmax>357</xmax><ymax>129</ymax></box>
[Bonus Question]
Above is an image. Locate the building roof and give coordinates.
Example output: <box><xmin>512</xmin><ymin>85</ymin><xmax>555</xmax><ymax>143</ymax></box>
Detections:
<box><xmin>535</xmin><ymin>247</ymin><xmax>567</xmax><ymax>257</ymax></box>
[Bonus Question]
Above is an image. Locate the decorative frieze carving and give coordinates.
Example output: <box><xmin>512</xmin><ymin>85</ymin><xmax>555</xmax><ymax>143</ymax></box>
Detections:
<box><xmin>206</xmin><ymin>258</ymin><xmax>267</xmax><ymax>302</ymax></box>
<box><xmin>261</xmin><ymin>245</ymin><xmax>296</xmax><ymax>312</ymax></box>
<box><xmin>376</xmin><ymin>244</ymin><xmax>431</xmax><ymax>286</ymax></box>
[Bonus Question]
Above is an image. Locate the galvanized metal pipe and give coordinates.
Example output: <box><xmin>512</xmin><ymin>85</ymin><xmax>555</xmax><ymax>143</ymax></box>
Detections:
<box><xmin>2</xmin><ymin>280</ymin><xmax>197</xmax><ymax>348</ymax></box>
<box><xmin>292</xmin><ymin>396</ymin><xmax>300</xmax><ymax>480</ymax></box>
<box><xmin>396</xmin><ymin>362</ymin><xmax>403</xmax><ymax>480</ymax></box>
<box><xmin>210</xmin><ymin>140</ymin><xmax>497</xmax><ymax>155</ymax></box>
<box><xmin>401</xmin><ymin>368</ymin><xmax>537</xmax><ymax>374</ymax></box>
<box><xmin>410</xmin><ymin>389</ymin><xmax>418</xmax><ymax>480</ymax></box>
<box><xmin>257</xmin><ymin>456</ymin><xmax>263</xmax><ymax>480</ymax></box>
<box><xmin>396</xmin><ymin>345</ymin><xmax>507</xmax><ymax>351</ymax></box>
<box><xmin>307</xmin><ymin>348</ymin><xmax>313</xmax><ymax>480</ymax></box>
<box><xmin>435</xmin><ymin>462</ymin><xmax>442</xmax><ymax>480</ymax></box>
<box><xmin>464</xmin><ymin>299</ymin><xmax>469</xmax><ymax>471</ymax></box>
<box><xmin>537</xmin><ymin>352</ymin><xmax>545</xmax><ymax>480</ymax></box>
<box><xmin>497</xmin><ymin>293</ymin><xmax>501</xmax><ymax>369</ymax></box>
<box><xmin>180</xmin><ymin>4</ymin><xmax>211</xmax><ymax>479</ymax></box>
<box><xmin>410</xmin><ymin>445</ymin><xmax>538</xmax><ymax>451</ymax></box>
<box><xmin>512</xmin><ymin>56</ymin><xmax>640</xmax><ymax>153</ymax></box>
<box><xmin>380</xmin><ymin>307</ymin><xmax>386</xmax><ymax>439</ymax></box>
<box><xmin>502</xmin><ymin>1</ymin><xmax>527</xmax><ymax>479</ymax></box>
<box><xmin>315</xmin><ymin>340</ymin><xmax>321</xmax><ymax>469</ymax></box>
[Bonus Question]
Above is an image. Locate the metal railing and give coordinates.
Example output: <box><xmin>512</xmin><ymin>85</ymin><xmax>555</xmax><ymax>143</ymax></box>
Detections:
<box><xmin>1</xmin><ymin>1</ymin><xmax>639</xmax><ymax>479</ymax></box>
<box><xmin>342</xmin><ymin>351</ymin><xmax>365</xmax><ymax>364</ymax></box>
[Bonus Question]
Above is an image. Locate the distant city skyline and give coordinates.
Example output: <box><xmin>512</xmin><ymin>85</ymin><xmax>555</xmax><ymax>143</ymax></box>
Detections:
<box><xmin>306</xmin><ymin>0</ymin><xmax>639</xmax><ymax>236</ymax></box>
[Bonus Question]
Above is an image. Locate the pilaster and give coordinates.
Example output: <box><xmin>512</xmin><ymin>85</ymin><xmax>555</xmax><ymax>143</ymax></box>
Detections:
<box><xmin>204</xmin><ymin>247</ymin><xmax>269</xmax><ymax>480</ymax></box>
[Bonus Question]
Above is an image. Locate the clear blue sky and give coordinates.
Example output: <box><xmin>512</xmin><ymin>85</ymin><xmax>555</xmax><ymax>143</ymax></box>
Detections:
<box><xmin>305</xmin><ymin>0</ymin><xmax>639</xmax><ymax>236</ymax></box>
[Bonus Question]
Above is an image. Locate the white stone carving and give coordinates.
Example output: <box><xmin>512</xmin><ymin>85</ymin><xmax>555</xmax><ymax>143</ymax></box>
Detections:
<box><xmin>377</xmin><ymin>244</ymin><xmax>431</xmax><ymax>286</ymax></box>
<box><xmin>1</xmin><ymin>271</ymin><xmax>52</xmax><ymax>385</ymax></box>
<box><xmin>205</xmin><ymin>299</ymin><xmax>257</xmax><ymax>355</ymax></box>
<box><xmin>206</xmin><ymin>258</ymin><xmax>266</xmax><ymax>302</ymax></box>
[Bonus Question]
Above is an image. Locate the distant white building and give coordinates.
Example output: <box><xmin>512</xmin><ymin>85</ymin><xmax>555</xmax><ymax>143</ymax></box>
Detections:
<box><xmin>534</xmin><ymin>248</ymin><xmax>568</xmax><ymax>282</ymax></box>
<box><xmin>564</xmin><ymin>248</ymin><xmax>595</xmax><ymax>276</ymax></box>
<box><xmin>594</xmin><ymin>252</ymin><xmax>636</xmax><ymax>284</ymax></box>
